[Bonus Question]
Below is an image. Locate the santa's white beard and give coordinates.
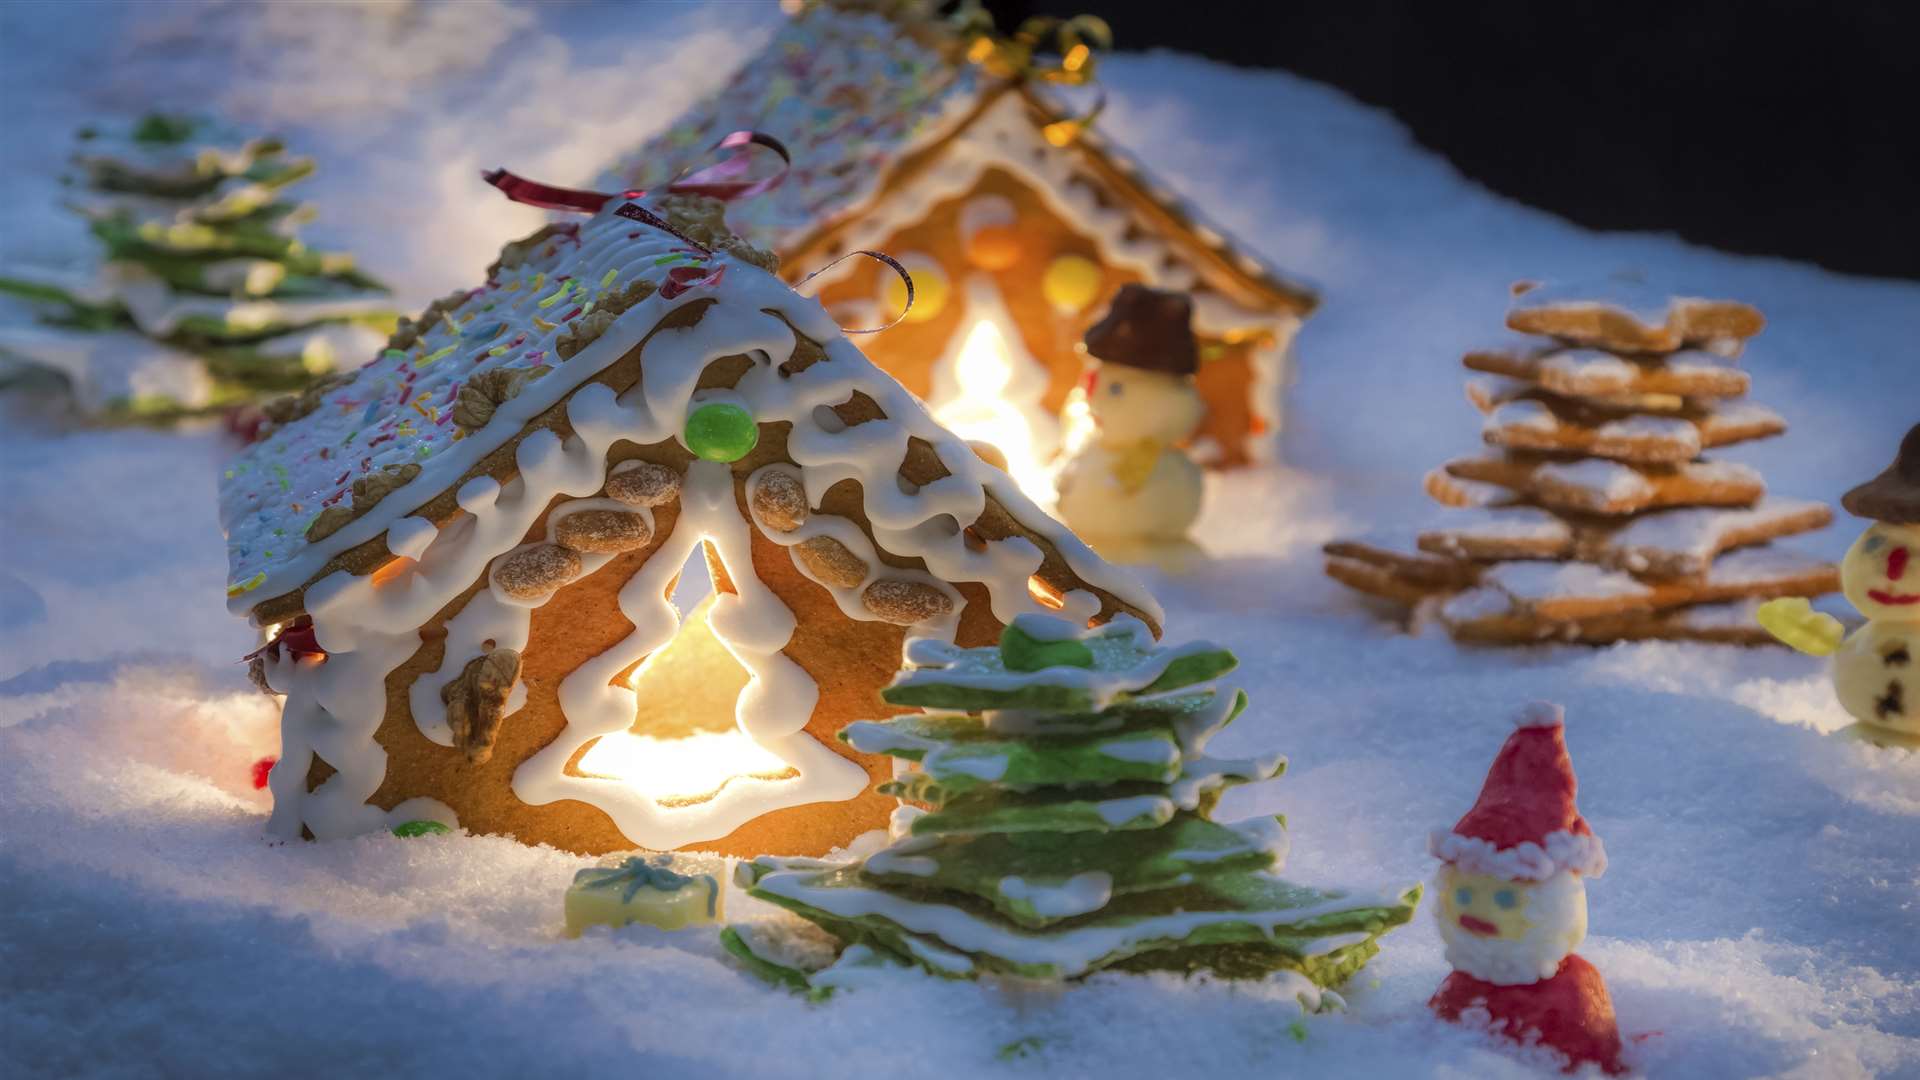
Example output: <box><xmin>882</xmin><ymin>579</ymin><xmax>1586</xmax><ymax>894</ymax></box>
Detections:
<box><xmin>1436</xmin><ymin>870</ymin><xmax>1586</xmax><ymax>986</ymax></box>
<box><xmin>1443</xmin><ymin>927</ymin><xmax>1571</xmax><ymax>985</ymax></box>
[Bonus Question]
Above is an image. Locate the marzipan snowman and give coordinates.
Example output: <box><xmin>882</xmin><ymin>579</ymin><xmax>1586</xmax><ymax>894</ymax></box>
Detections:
<box><xmin>1055</xmin><ymin>284</ymin><xmax>1205</xmax><ymax>541</ymax></box>
<box><xmin>1429</xmin><ymin>702</ymin><xmax>1626</xmax><ymax>1075</ymax></box>
<box><xmin>1759</xmin><ymin>423</ymin><xmax>1920</xmax><ymax>747</ymax></box>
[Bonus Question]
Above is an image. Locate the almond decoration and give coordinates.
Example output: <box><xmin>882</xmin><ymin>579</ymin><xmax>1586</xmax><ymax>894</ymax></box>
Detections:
<box><xmin>453</xmin><ymin>365</ymin><xmax>551</xmax><ymax>432</ymax></box>
<box><xmin>443</xmin><ymin>648</ymin><xmax>522</xmax><ymax>764</ymax></box>
<box><xmin>554</xmin><ymin>508</ymin><xmax>653</xmax><ymax>554</ymax></box>
<box><xmin>751</xmin><ymin>469</ymin><xmax>809</xmax><ymax>532</ymax></box>
<box><xmin>261</xmin><ymin>371</ymin><xmax>353</xmax><ymax>427</ymax></box>
<box><xmin>605</xmin><ymin>462</ymin><xmax>682</xmax><ymax>507</ymax></box>
<box><xmin>793</xmin><ymin>534</ymin><xmax>870</xmax><ymax>588</ymax></box>
<box><xmin>487</xmin><ymin>224</ymin><xmax>567</xmax><ymax>278</ymax></box>
<box><xmin>557</xmin><ymin>277</ymin><xmax>660</xmax><ymax>360</ymax></box>
<box><xmin>655</xmin><ymin>193</ymin><xmax>780</xmax><ymax>272</ymax></box>
<box><xmin>494</xmin><ymin>543</ymin><xmax>583</xmax><ymax>600</ymax></box>
<box><xmin>305</xmin><ymin>462</ymin><xmax>423</xmax><ymax>542</ymax></box>
<box><xmin>862</xmin><ymin>579</ymin><xmax>953</xmax><ymax>625</ymax></box>
<box><xmin>389</xmin><ymin>289</ymin><xmax>471</xmax><ymax>352</ymax></box>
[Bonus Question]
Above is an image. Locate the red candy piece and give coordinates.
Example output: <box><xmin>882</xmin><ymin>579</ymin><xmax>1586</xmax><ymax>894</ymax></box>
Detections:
<box><xmin>251</xmin><ymin>756</ymin><xmax>277</xmax><ymax>790</ymax></box>
<box><xmin>1431</xmin><ymin>954</ymin><xmax>1626</xmax><ymax>1074</ymax></box>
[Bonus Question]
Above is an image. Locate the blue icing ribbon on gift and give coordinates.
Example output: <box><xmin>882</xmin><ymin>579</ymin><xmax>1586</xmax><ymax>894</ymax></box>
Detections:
<box><xmin>578</xmin><ymin>855</ymin><xmax>720</xmax><ymax>916</ymax></box>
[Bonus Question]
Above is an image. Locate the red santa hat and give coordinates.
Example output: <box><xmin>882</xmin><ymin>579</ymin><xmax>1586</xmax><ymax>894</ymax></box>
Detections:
<box><xmin>1429</xmin><ymin>702</ymin><xmax>1607</xmax><ymax>881</ymax></box>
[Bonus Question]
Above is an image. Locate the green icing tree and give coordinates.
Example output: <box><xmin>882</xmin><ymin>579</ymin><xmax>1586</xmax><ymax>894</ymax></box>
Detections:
<box><xmin>0</xmin><ymin>113</ymin><xmax>393</xmax><ymax>421</ymax></box>
<box><xmin>736</xmin><ymin>615</ymin><xmax>1420</xmax><ymax>987</ymax></box>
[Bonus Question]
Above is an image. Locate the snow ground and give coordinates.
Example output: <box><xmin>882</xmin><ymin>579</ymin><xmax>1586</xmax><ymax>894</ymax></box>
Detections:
<box><xmin>2</xmin><ymin>2</ymin><xmax>1917</xmax><ymax>1077</ymax></box>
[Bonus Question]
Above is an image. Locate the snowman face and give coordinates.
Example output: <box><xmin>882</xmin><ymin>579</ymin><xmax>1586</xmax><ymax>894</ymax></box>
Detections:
<box><xmin>1841</xmin><ymin>523</ymin><xmax>1920</xmax><ymax>621</ymax></box>
<box><xmin>1085</xmin><ymin>365</ymin><xmax>1203</xmax><ymax>443</ymax></box>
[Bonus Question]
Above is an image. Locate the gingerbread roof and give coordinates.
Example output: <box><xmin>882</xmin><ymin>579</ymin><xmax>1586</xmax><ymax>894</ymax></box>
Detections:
<box><xmin>589</xmin><ymin>3</ymin><xmax>1317</xmax><ymax>321</ymax></box>
<box><xmin>217</xmin><ymin>192</ymin><xmax>1163</xmax><ymax>636</ymax></box>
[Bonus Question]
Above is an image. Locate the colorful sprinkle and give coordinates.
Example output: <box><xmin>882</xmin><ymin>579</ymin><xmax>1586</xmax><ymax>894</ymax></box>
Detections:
<box><xmin>533</xmin><ymin>316</ymin><xmax>556</xmax><ymax>331</ymax></box>
<box><xmin>417</xmin><ymin>344</ymin><xmax>457</xmax><ymax>367</ymax></box>
<box><xmin>382</xmin><ymin>349</ymin><xmax>407</xmax><ymax>363</ymax></box>
<box><xmin>227</xmin><ymin>571</ymin><xmax>267</xmax><ymax>597</ymax></box>
<box><xmin>599</xmin><ymin>268</ymin><xmax>619</xmax><ymax>288</ymax></box>
<box><xmin>537</xmin><ymin>285</ymin><xmax>570</xmax><ymax>309</ymax></box>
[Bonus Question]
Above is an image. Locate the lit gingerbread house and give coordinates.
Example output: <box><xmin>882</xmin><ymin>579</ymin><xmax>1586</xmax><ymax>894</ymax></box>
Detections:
<box><xmin>592</xmin><ymin>1</ymin><xmax>1317</xmax><ymax>485</ymax></box>
<box><xmin>223</xmin><ymin>190</ymin><xmax>1160</xmax><ymax>858</ymax></box>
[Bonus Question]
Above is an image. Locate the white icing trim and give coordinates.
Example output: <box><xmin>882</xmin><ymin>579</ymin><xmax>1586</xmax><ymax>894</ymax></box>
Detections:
<box><xmin>1428</xmin><ymin>828</ymin><xmax>1608</xmax><ymax>881</ymax></box>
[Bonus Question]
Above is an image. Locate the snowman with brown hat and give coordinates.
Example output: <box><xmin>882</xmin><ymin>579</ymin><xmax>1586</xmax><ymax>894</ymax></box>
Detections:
<box><xmin>1055</xmin><ymin>284</ymin><xmax>1206</xmax><ymax>546</ymax></box>
<box><xmin>1760</xmin><ymin>423</ymin><xmax>1920</xmax><ymax>747</ymax></box>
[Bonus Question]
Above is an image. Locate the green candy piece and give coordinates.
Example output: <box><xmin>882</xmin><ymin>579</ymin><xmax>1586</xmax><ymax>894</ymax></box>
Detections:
<box><xmin>391</xmin><ymin>820</ymin><xmax>451</xmax><ymax>838</ymax></box>
<box><xmin>999</xmin><ymin>621</ymin><xmax>1094</xmax><ymax>673</ymax></box>
<box><xmin>684</xmin><ymin>402</ymin><xmax>759</xmax><ymax>462</ymax></box>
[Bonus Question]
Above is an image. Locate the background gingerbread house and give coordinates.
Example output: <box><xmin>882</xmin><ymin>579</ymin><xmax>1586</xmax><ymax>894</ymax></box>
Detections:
<box><xmin>592</xmin><ymin>1</ymin><xmax>1318</xmax><ymax>492</ymax></box>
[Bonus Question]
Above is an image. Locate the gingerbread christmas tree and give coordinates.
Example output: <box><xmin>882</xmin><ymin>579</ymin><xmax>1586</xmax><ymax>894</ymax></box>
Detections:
<box><xmin>734</xmin><ymin>614</ymin><xmax>1419</xmax><ymax>986</ymax></box>
<box><xmin>0</xmin><ymin>113</ymin><xmax>392</xmax><ymax>420</ymax></box>
<box><xmin>1325</xmin><ymin>275</ymin><xmax>1839</xmax><ymax>644</ymax></box>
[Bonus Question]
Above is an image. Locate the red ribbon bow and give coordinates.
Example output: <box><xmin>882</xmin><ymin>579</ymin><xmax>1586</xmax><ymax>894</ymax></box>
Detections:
<box><xmin>483</xmin><ymin>130</ymin><xmax>791</xmax><ymax>219</ymax></box>
<box><xmin>484</xmin><ymin>131</ymin><xmax>916</xmax><ymax>332</ymax></box>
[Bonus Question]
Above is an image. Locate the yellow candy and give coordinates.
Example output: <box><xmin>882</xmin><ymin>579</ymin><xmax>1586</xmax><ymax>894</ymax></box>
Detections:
<box><xmin>563</xmin><ymin>853</ymin><xmax>725</xmax><ymax>936</ymax></box>
<box><xmin>1042</xmin><ymin>254</ymin><xmax>1103</xmax><ymax>313</ymax></box>
<box><xmin>884</xmin><ymin>256</ymin><xmax>946</xmax><ymax>323</ymax></box>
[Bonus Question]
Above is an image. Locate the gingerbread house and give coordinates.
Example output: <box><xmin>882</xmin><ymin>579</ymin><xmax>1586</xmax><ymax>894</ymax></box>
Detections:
<box><xmin>222</xmin><ymin>191</ymin><xmax>1160</xmax><ymax>858</ymax></box>
<box><xmin>591</xmin><ymin>1</ymin><xmax>1317</xmax><ymax>485</ymax></box>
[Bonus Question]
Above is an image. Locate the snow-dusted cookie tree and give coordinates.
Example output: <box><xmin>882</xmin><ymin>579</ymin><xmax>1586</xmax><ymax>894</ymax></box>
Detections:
<box><xmin>1324</xmin><ymin>275</ymin><xmax>1838</xmax><ymax>644</ymax></box>
<box><xmin>0</xmin><ymin>113</ymin><xmax>391</xmax><ymax>420</ymax></box>
<box><xmin>733</xmin><ymin>614</ymin><xmax>1419</xmax><ymax>989</ymax></box>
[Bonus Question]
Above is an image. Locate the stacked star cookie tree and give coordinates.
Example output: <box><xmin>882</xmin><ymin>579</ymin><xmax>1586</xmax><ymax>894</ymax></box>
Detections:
<box><xmin>737</xmin><ymin>614</ymin><xmax>1419</xmax><ymax>986</ymax></box>
<box><xmin>0</xmin><ymin>113</ymin><xmax>391</xmax><ymax>420</ymax></box>
<box><xmin>1324</xmin><ymin>278</ymin><xmax>1839</xmax><ymax>644</ymax></box>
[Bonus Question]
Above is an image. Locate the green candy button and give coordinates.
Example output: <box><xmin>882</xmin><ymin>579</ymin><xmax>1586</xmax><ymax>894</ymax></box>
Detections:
<box><xmin>392</xmin><ymin>820</ymin><xmax>452</xmax><ymax>838</ymax></box>
<box><xmin>684</xmin><ymin>402</ymin><xmax>759</xmax><ymax>462</ymax></box>
<box><xmin>999</xmin><ymin>622</ymin><xmax>1095</xmax><ymax>673</ymax></box>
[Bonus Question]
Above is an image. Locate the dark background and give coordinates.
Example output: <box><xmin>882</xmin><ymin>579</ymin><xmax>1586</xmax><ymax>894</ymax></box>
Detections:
<box><xmin>977</xmin><ymin>0</ymin><xmax>1919</xmax><ymax>281</ymax></box>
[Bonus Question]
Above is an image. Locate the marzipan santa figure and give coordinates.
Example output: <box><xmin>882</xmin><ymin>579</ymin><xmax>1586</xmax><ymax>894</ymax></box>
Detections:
<box><xmin>1055</xmin><ymin>284</ymin><xmax>1206</xmax><ymax>544</ymax></box>
<box><xmin>1759</xmin><ymin>422</ymin><xmax>1920</xmax><ymax>747</ymax></box>
<box><xmin>1429</xmin><ymin>702</ymin><xmax>1626</xmax><ymax>1075</ymax></box>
